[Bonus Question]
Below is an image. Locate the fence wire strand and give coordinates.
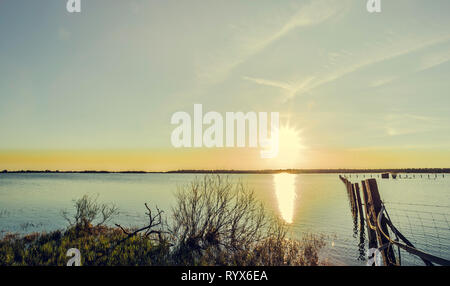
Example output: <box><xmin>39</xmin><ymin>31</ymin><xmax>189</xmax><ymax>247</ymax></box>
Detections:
<box><xmin>382</xmin><ymin>201</ymin><xmax>450</xmax><ymax>265</ymax></box>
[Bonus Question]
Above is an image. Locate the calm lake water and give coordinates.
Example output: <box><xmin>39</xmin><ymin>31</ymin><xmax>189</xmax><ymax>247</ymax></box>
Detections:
<box><xmin>0</xmin><ymin>173</ymin><xmax>448</xmax><ymax>266</ymax></box>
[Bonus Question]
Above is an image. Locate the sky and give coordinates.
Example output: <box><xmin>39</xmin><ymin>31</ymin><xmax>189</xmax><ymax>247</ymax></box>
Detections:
<box><xmin>0</xmin><ymin>0</ymin><xmax>450</xmax><ymax>171</ymax></box>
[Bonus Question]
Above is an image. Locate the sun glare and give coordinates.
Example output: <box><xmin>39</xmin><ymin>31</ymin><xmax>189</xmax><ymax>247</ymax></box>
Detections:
<box><xmin>270</xmin><ymin>124</ymin><xmax>304</xmax><ymax>168</ymax></box>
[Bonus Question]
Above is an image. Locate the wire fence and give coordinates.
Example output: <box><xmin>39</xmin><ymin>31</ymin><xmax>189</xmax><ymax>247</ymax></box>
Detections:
<box><xmin>341</xmin><ymin>175</ymin><xmax>450</xmax><ymax>266</ymax></box>
<box><xmin>382</xmin><ymin>201</ymin><xmax>450</xmax><ymax>265</ymax></box>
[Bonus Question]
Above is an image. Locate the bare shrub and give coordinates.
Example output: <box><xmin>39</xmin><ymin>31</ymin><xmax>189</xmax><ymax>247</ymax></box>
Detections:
<box><xmin>61</xmin><ymin>194</ymin><xmax>119</xmax><ymax>229</ymax></box>
<box><xmin>169</xmin><ymin>175</ymin><xmax>326</xmax><ymax>265</ymax></box>
<box><xmin>170</xmin><ymin>176</ymin><xmax>266</xmax><ymax>262</ymax></box>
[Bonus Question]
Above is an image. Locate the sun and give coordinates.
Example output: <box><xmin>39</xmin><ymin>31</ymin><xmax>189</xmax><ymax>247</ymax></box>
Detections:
<box><xmin>271</xmin><ymin>124</ymin><xmax>304</xmax><ymax>168</ymax></box>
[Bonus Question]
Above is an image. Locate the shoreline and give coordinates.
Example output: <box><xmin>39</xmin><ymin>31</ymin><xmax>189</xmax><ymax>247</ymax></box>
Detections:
<box><xmin>1</xmin><ymin>168</ymin><xmax>450</xmax><ymax>174</ymax></box>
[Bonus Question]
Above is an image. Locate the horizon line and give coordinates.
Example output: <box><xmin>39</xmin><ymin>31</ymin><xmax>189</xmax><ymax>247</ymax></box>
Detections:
<box><xmin>2</xmin><ymin>168</ymin><xmax>450</xmax><ymax>174</ymax></box>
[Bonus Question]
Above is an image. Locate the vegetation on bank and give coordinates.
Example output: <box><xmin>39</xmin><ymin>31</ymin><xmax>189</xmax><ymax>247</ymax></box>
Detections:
<box><xmin>0</xmin><ymin>176</ymin><xmax>326</xmax><ymax>266</ymax></box>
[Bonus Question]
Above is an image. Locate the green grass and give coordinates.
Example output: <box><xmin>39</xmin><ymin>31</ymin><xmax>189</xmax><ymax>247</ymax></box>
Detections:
<box><xmin>0</xmin><ymin>224</ymin><xmax>326</xmax><ymax>266</ymax></box>
<box><xmin>0</xmin><ymin>225</ymin><xmax>171</xmax><ymax>266</ymax></box>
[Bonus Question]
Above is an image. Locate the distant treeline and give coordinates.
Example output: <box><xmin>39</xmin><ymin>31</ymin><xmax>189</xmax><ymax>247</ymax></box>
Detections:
<box><xmin>167</xmin><ymin>168</ymin><xmax>450</xmax><ymax>174</ymax></box>
<box><xmin>0</xmin><ymin>170</ymin><xmax>159</xmax><ymax>174</ymax></box>
<box><xmin>2</xmin><ymin>168</ymin><xmax>450</xmax><ymax>174</ymax></box>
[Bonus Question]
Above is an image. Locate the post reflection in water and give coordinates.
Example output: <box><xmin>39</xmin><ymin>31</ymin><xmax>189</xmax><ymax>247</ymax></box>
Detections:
<box><xmin>273</xmin><ymin>173</ymin><xmax>297</xmax><ymax>224</ymax></box>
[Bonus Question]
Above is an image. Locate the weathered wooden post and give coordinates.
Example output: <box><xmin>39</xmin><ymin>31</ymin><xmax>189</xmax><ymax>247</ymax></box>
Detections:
<box><xmin>364</xmin><ymin>179</ymin><xmax>397</xmax><ymax>266</ymax></box>
<box><xmin>354</xmin><ymin>183</ymin><xmax>364</xmax><ymax>228</ymax></box>
<box><xmin>349</xmin><ymin>182</ymin><xmax>357</xmax><ymax>214</ymax></box>
<box><xmin>361</xmin><ymin>181</ymin><xmax>377</xmax><ymax>251</ymax></box>
<box><xmin>354</xmin><ymin>183</ymin><xmax>366</xmax><ymax>257</ymax></box>
<box><xmin>351</xmin><ymin>183</ymin><xmax>360</xmax><ymax>216</ymax></box>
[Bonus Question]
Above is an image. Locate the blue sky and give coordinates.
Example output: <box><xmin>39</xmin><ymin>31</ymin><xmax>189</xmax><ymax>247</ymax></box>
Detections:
<box><xmin>1</xmin><ymin>0</ymin><xmax>449</xmax><ymax>169</ymax></box>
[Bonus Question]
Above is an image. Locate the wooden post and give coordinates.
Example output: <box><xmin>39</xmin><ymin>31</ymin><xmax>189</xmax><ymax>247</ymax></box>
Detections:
<box><xmin>354</xmin><ymin>183</ymin><xmax>364</xmax><ymax>228</ymax></box>
<box><xmin>349</xmin><ymin>182</ymin><xmax>356</xmax><ymax>214</ymax></box>
<box><xmin>347</xmin><ymin>181</ymin><xmax>351</xmax><ymax>206</ymax></box>
<box><xmin>347</xmin><ymin>181</ymin><xmax>352</xmax><ymax>204</ymax></box>
<box><xmin>364</xmin><ymin>179</ymin><xmax>397</xmax><ymax>266</ymax></box>
<box><xmin>354</xmin><ymin>183</ymin><xmax>366</xmax><ymax>260</ymax></box>
<box><xmin>361</xmin><ymin>181</ymin><xmax>377</xmax><ymax>251</ymax></box>
<box><xmin>352</xmin><ymin>183</ymin><xmax>360</xmax><ymax>217</ymax></box>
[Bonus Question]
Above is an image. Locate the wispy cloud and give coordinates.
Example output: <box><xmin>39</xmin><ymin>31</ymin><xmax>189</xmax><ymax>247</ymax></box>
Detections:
<box><xmin>416</xmin><ymin>49</ymin><xmax>450</xmax><ymax>72</ymax></box>
<box><xmin>242</xmin><ymin>76</ymin><xmax>315</xmax><ymax>99</ymax></box>
<box><xmin>244</xmin><ymin>33</ymin><xmax>450</xmax><ymax>100</ymax></box>
<box><xmin>311</xmin><ymin>34</ymin><xmax>450</xmax><ymax>92</ymax></box>
<box><xmin>257</xmin><ymin>0</ymin><xmax>341</xmax><ymax>51</ymax></box>
<box><xmin>196</xmin><ymin>0</ymin><xmax>344</xmax><ymax>86</ymax></box>
<box><xmin>369</xmin><ymin>76</ymin><xmax>397</xmax><ymax>88</ymax></box>
<box><xmin>383</xmin><ymin>113</ymin><xmax>445</xmax><ymax>137</ymax></box>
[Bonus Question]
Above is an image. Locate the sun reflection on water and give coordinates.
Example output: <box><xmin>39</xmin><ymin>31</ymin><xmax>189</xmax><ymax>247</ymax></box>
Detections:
<box><xmin>273</xmin><ymin>173</ymin><xmax>297</xmax><ymax>224</ymax></box>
